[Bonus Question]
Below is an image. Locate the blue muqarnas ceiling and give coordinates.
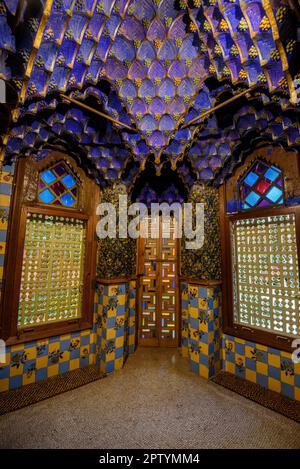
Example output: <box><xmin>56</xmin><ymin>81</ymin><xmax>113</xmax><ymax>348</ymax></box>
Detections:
<box><xmin>0</xmin><ymin>0</ymin><xmax>300</xmax><ymax>199</ymax></box>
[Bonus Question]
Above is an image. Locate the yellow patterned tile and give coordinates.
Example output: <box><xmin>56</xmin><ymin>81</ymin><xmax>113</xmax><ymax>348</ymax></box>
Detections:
<box><xmin>36</xmin><ymin>356</ymin><xmax>48</xmax><ymax>369</ymax></box>
<box><xmin>245</xmin><ymin>369</ymin><xmax>256</xmax><ymax>383</ymax></box>
<box><xmin>198</xmin><ymin>298</ymin><xmax>207</xmax><ymax>310</ymax></box>
<box><xmin>47</xmin><ymin>364</ymin><xmax>59</xmax><ymax>377</ymax></box>
<box><xmin>225</xmin><ymin>361</ymin><xmax>235</xmax><ymax>374</ymax></box>
<box><xmin>189</xmin><ymin>350</ymin><xmax>199</xmax><ymax>363</ymax></box>
<box><xmin>235</xmin><ymin>337</ymin><xmax>246</xmax><ymax>345</ymax></box>
<box><xmin>23</xmin><ymin>373</ymin><xmax>35</xmax><ymax>386</ymax></box>
<box><xmin>256</xmin><ymin>362</ymin><xmax>268</xmax><ymax>375</ymax></box>
<box><xmin>189</xmin><ymin>306</ymin><xmax>198</xmax><ymax>319</ymax></box>
<box><xmin>48</xmin><ymin>342</ymin><xmax>60</xmax><ymax>353</ymax></box>
<box><xmin>268</xmin><ymin>377</ymin><xmax>281</xmax><ymax>393</ymax></box>
<box><xmin>107</xmin><ymin>307</ymin><xmax>117</xmax><ymax>318</ymax></box>
<box><xmin>115</xmin><ymin>337</ymin><xmax>124</xmax><ymax>349</ymax></box>
<box><xmin>0</xmin><ymin>194</ymin><xmax>10</xmax><ymax>206</ymax></box>
<box><xmin>294</xmin><ymin>361</ymin><xmax>300</xmax><ymax>375</ymax></box>
<box><xmin>106</xmin><ymin>328</ymin><xmax>116</xmax><ymax>340</ymax></box>
<box><xmin>69</xmin><ymin>359</ymin><xmax>80</xmax><ymax>371</ymax></box>
<box><xmin>199</xmin><ymin>364</ymin><xmax>209</xmax><ymax>379</ymax></box>
<box><xmin>24</xmin><ymin>347</ymin><xmax>37</xmax><ymax>360</ymax></box>
<box><xmin>10</xmin><ymin>344</ymin><xmax>24</xmax><ymax>353</ymax></box>
<box><xmin>10</xmin><ymin>365</ymin><xmax>23</xmax><ymax>376</ymax></box>
<box><xmin>268</xmin><ymin>353</ymin><xmax>280</xmax><ymax>368</ymax></box>
<box><xmin>280</xmin><ymin>351</ymin><xmax>291</xmax><ymax>360</ymax></box>
<box><xmin>256</xmin><ymin>343</ymin><xmax>268</xmax><ymax>352</ymax></box>
<box><xmin>114</xmin><ymin>357</ymin><xmax>123</xmax><ymax>370</ymax></box>
<box><xmin>89</xmin><ymin>354</ymin><xmax>95</xmax><ymax>365</ymax></box>
<box><xmin>129</xmin><ymin>336</ymin><xmax>135</xmax><ymax>347</ymax></box>
<box><xmin>0</xmin><ymin>378</ymin><xmax>9</xmax><ymax>392</ymax></box>
<box><xmin>281</xmin><ymin>371</ymin><xmax>294</xmax><ymax>385</ymax></box>
<box><xmin>245</xmin><ymin>345</ymin><xmax>255</xmax><ymax>359</ymax></box>
<box><xmin>60</xmin><ymin>351</ymin><xmax>70</xmax><ymax>362</ymax></box>
<box><xmin>294</xmin><ymin>387</ymin><xmax>300</xmax><ymax>401</ymax></box>
<box><xmin>200</xmin><ymin>343</ymin><xmax>208</xmax><ymax>355</ymax></box>
<box><xmin>60</xmin><ymin>334</ymin><xmax>71</xmax><ymax>341</ymax></box>
<box><xmin>225</xmin><ymin>339</ymin><xmax>235</xmax><ymax>353</ymax></box>
<box><xmin>118</xmin><ymin>294</ymin><xmax>125</xmax><ymax>306</ymax></box>
<box><xmin>90</xmin><ymin>332</ymin><xmax>96</xmax><ymax>344</ymax></box>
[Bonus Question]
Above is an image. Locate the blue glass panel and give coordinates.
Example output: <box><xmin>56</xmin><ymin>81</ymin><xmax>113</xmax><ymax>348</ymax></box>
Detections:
<box><xmin>60</xmin><ymin>193</ymin><xmax>75</xmax><ymax>207</ymax></box>
<box><xmin>243</xmin><ymin>203</ymin><xmax>250</xmax><ymax>209</ymax></box>
<box><xmin>62</xmin><ymin>174</ymin><xmax>76</xmax><ymax>188</ymax></box>
<box><xmin>39</xmin><ymin>189</ymin><xmax>55</xmax><ymax>204</ymax></box>
<box><xmin>266</xmin><ymin>186</ymin><xmax>282</xmax><ymax>203</ymax></box>
<box><xmin>41</xmin><ymin>169</ymin><xmax>56</xmax><ymax>184</ymax></box>
<box><xmin>264</xmin><ymin>166</ymin><xmax>281</xmax><ymax>182</ymax></box>
<box><xmin>243</xmin><ymin>171</ymin><xmax>259</xmax><ymax>187</ymax></box>
<box><xmin>245</xmin><ymin>191</ymin><xmax>260</xmax><ymax>207</ymax></box>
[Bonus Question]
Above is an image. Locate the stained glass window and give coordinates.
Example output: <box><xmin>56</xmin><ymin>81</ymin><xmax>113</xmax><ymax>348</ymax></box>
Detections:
<box><xmin>231</xmin><ymin>214</ymin><xmax>300</xmax><ymax>337</ymax></box>
<box><xmin>239</xmin><ymin>160</ymin><xmax>284</xmax><ymax>210</ymax></box>
<box><xmin>18</xmin><ymin>212</ymin><xmax>86</xmax><ymax>328</ymax></box>
<box><xmin>38</xmin><ymin>162</ymin><xmax>79</xmax><ymax>208</ymax></box>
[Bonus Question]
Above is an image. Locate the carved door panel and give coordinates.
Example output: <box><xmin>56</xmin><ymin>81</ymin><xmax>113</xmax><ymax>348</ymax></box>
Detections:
<box><xmin>138</xmin><ymin>216</ymin><xmax>179</xmax><ymax>347</ymax></box>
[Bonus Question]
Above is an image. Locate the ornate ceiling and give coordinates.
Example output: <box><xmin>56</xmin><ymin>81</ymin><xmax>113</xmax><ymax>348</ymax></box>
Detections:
<box><xmin>0</xmin><ymin>0</ymin><xmax>300</xmax><ymax>194</ymax></box>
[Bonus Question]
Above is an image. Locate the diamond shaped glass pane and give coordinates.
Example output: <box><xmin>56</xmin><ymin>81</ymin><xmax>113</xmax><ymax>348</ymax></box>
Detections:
<box><xmin>266</xmin><ymin>186</ymin><xmax>282</xmax><ymax>203</ymax></box>
<box><xmin>264</xmin><ymin>166</ymin><xmax>281</xmax><ymax>182</ymax></box>
<box><xmin>244</xmin><ymin>171</ymin><xmax>259</xmax><ymax>187</ymax></box>
<box><xmin>39</xmin><ymin>189</ymin><xmax>55</xmax><ymax>204</ymax></box>
<box><xmin>41</xmin><ymin>169</ymin><xmax>56</xmax><ymax>184</ymax></box>
<box><xmin>62</xmin><ymin>174</ymin><xmax>76</xmax><ymax>189</ymax></box>
<box><xmin>60</xmin><ymin>193</ymin><xmax>75</xmax><ymax>206</ymax></box>
<box><xmin>245</xmin><ymin>191</ymin><xmax>260</xmax><ymax>207</ymax></box>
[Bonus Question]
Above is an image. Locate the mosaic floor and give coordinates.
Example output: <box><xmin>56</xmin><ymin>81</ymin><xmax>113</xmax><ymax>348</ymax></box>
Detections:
<box><xmin>0</xmin><ymin>348</ymin><xmax>299</xmax><ymax>449</ymax></box>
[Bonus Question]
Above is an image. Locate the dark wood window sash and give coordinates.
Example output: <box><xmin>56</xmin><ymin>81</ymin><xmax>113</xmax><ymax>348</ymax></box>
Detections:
<box><xmin>0</xmin><ymin>154</ymin><xmax>98</xmax><ymax>345</ymax></box>
<box><xmin>220</xmin><ymin>185</ymin><xmax>300</xmax><ymax>353</ymax></box>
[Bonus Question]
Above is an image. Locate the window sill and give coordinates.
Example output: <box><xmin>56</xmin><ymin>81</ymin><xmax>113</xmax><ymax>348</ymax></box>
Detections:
<box><xmin>5</xmin><ymin>319</ymin><xmax>93</xmax><ymax>346</ymax></box>
<box><xmin>223</xmin><ymin>324</ymin><xmax>294</xmax><ymax>353</ymax></box>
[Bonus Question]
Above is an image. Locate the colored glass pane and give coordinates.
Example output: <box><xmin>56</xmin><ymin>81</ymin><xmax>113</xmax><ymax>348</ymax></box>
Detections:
<box><xmin>244</xmin><ymin>171</ymin><xmax>259</xmax><ymax>187</ymax></box>
<box><xmin>61</xmin><ymin>193</ymin><xmax>75</xmax><ymax>206</ymax></box>
<box><xmin>264</xmin><ymin>166</ymin><xmax>281</xmax><ymax>182</ymax></box>
<box><xmin>52</xmin><ymin>180</ymin><xmax>66</xmax><ymax>196</ymax></box>
<box><xmin>62</xmin><ymin>174</ymin><xmax>76</xmax><ymax>189</ymax></box>
<box><xmin>41</xmin><ymin>169</ymin><xmax>56</xmax><ymax>184</ymax></box>
<box><xmin>239</xmin><ymin>160</ymin><xmax>284</xmax><ymax>211</ymax></box>
<box><xmin>39</xmin><ymin>188</ymin><xmax>55</xmax><ymax>204</ymax></box>
<box><xmin>255</xmin><ymin>179</ymin><xmax>271</xmax><ymax>194</ymax></box>
<box><xmin>53</xmin><ymin>163</ymin><xmax>66</xmax><ymax>176</ymax></box>
<box><xmin>266</xmin><ymin>186</ymin><xmax>282</xmax><ymax>203</ymax></box>
<box><xmin>245</xmin><ymin>191</ymin><xmax>260</xmax><ymax>207</ymax></box>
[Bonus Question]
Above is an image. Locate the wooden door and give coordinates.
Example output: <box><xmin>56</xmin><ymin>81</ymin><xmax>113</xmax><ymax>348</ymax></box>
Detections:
<box><xmin>137</xmin><ymin>215</ymin><xmax>179</xmax><ymax>347</ymax></box>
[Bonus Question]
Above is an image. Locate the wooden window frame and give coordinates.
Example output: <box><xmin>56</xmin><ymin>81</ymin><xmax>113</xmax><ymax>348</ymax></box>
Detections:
<box><xmin>221</xmin><ymin>194</ymin><xmax>300</xmax><ymax>352</ymax></box>
<box><xmin>0</xmin><ymin>152</ymin><xmax>99</xmax><ymax>345</ymax></box>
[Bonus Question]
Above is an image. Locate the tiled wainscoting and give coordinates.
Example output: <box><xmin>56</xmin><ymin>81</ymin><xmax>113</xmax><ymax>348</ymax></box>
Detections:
<box><xmin>180</xmin><ymin>279</ymin><xmax>300</xmax><ymax>401</ymax></box>
<box><xmin>0</xmin><ymin>280</ymin><xmax>136</xmax><ymax>392</ymax></box>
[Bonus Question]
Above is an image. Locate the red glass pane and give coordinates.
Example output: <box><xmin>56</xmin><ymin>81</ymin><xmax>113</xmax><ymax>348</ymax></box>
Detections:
<box><xmin>51</xmin><ymin>180</ymin><xmax>66</xmax><ymax>196</ymax></box>
<box><xmin>255</xmin><ymin>179</ymin><xmax>271</xmax><ymax>195</ymax></box>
